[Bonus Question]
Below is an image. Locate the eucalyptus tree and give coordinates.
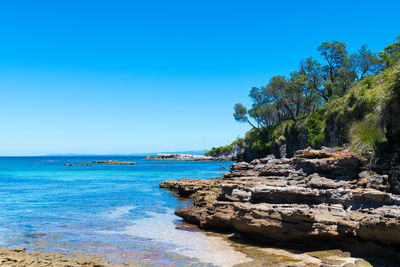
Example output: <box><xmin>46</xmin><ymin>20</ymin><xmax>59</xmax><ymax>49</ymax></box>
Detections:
<box><xmin>379</xmin><ymin>35</ymin><xmax>400</xmax><ymax>68</ymax></box>
<box><xmin>318</xmin><ymin>41</ymin><xmax>351</xmax><ymax>97</ymax></box>
<box><xmin>233</xmin><ymin>39</ymin><xmax>391</xmax><ymax>130</ymax></box>
<box><xmin>350</xmin><ymin>45</ymin><xmax>381</xmax><ymax>80</ymax></box>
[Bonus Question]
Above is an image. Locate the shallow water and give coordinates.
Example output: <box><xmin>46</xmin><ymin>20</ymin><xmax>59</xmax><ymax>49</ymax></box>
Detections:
<box><xmin>0</xmin><ymin>156</ymin><xmax>249</xmax><ymax>266</ymax></box>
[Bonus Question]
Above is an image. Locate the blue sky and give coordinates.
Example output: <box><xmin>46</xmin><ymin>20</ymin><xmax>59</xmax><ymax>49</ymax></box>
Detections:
<box><xmin>0</xmin><ymin>0</ymin><xmax>399</xmax><ymax>155</ymax></box>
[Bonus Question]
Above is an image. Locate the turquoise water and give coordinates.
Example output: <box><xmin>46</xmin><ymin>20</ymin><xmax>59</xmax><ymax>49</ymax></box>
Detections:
<box><xmin>0</xmin><ymin>156</ymin><xmax>244</xmax><ymax>266</ymax></box>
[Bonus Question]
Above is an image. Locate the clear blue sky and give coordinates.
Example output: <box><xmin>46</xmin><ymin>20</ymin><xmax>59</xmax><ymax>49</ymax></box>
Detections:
<box><xmin>0</xmin><ymin>0</ymin><xmax>399</xmax><ymax>155</ymax></box>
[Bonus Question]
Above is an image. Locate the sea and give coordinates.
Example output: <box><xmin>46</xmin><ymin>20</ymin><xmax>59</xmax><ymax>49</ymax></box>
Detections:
<box><xmin>0</xmin><ymin>156</ymin><xmax>250</xmax><ymax>266</ymax></box>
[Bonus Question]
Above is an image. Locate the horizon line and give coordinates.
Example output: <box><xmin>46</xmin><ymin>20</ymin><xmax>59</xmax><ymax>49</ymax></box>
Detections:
<box><xmin>0</xmin><ymin>149</ymin><xmax>208</xmax><ymax>157</ymax></box>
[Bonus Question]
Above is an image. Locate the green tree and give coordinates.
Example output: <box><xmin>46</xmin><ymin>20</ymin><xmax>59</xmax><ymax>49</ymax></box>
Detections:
<box><xmin>233</xmin><ymin>40</ymin><xmax>385</xmax><ymax>131</ymax></box>
<box><xmin>290</xmin><ymin>69</ymin><xmax>322</xmax><ymax>114</ymax></box>
<box><xmin>379</xmin><ymin>35</ymin><xmax>400</xmax><ymax>68</ymax></box>
<box><xmin>234</xmin><ymin>74</ymin><xmax>312</xmax><ymax>129</ymax></box>
<box><xmin>233</xmin><ymin>103</ymin><xmax>257</xmax><ymax>129</ymax></box>
<box><xmin>350</xmin><ymin>45</ymin><xmax>381</xmax><ymax>80</ymax></box>
<box><xmin>248</xmin><ymin>86</ymin><xmax>278</xmax><ymax>127</ymax></box>
<box><xmin>265</xmin><ymin>76</ymin><xmax>297</xmax><ymax>121</ymax></box>
<box><xmin>299</xmin><ymin>57</ymin><xmax>327</xmax><ymax>100</ymax></box>
<box><xmin>318</xmin><ymin>41</ymin><xmax>349</xmax><ymax>97</ymax></box>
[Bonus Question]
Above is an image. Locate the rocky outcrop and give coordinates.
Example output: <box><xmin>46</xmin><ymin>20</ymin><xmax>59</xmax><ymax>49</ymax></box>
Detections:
<box><xmin>160</xmin><ymin>178</ymin><xmax>221</xmax><ymax>199</ymax></box>
<box><xmin>160</xmin><ymin>147</ymin><xmax>400</xmax><ymax>256</ymax></box>
<box><xmin>144</xmin><ymin>154</ymin><xmax>232</xmax><ymax>161</ymax></box>
<box><xmin>0</xmin><ymin>247</ymin><xmax>114</xmax><ymax>266</ymax></box>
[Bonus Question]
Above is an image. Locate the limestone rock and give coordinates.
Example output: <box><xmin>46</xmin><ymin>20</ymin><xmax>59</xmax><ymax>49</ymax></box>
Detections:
<box><xmin>294</xmin><ymin>148</ymin><xmax>361</xmax><ymax>177</ymax></box>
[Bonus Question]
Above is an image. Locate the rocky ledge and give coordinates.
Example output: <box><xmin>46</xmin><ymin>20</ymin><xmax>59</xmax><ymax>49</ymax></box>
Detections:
<box><xmin>0</xmin><ymin>247</ymin><xmax>114</xmax><ymax>266</ymax></box>
<box><xmin>144</xmin><ymin>153</ymin><xmax>232</xmax><ymax>161</ymax></box>
<box><xmin>160</xmin><ymin>147</ymin><xmax>400</xmax><ymax>260</ymax></box>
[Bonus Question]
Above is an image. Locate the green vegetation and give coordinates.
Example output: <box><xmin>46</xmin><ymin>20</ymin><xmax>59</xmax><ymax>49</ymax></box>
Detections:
<box><xmin>305</xmin><ymin>109</ymin><xmax>325</xmax><ymax>148</ymax></box>
<box><xmin>206</xmin><ymin>36</ymin><xmax>400</xmax><ymax>160</ymax></box>
<box><xmin>205</xmin><ymin>139</ymin><xmax>244</xmax><ymax>157</ymax></box>
<box><xmin>349</xmin><ymin>114</ymin><xmax>386</xmax><ymax>159</ymax></box>
<box><xmin>232</xmin><ymin>41</ymin><xmax>383</xmax><ymax>130</ymax></box>
<box><xmin>204</xmin><ymin>145</ymin><xmax>232</xmax><ymax>157</ymax></box>
<box><xmin>379</xmin><ymin>35</ymin><xmax>400</xmax><ymax>68</ymax></box>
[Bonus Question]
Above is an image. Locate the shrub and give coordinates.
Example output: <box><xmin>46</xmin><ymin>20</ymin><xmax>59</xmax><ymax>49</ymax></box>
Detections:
<box><xmin>350</xmin><ymin>113</ymin><xmax>387</xmax><ymax>159</ymax></box>
<box><xmin>305</xmin><ymin>109</ymin><xmax>325</xmax><ymax>148</ymax></box>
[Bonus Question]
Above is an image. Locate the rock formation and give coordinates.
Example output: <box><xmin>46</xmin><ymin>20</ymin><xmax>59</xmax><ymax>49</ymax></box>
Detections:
<box><xmin>160</xmin><ymin>147</ymin><xmax>400</xmax><ymax>257</ymax></box>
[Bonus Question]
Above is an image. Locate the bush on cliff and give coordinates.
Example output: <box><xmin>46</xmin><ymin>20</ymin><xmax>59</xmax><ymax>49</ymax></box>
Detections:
<box><xmin>305</xmin><ymin>109</ymin><xmax>325</xmax><ymax>148</ymax></box>
<box><xmin>349</xmin><ymin>113</ymin><xmax>387</xmax><ymax>159</ymax></box>
<box><xmin>380</xmin><ymin>64</ymin><xmax>400</xmax><ymax>146</ymax></box>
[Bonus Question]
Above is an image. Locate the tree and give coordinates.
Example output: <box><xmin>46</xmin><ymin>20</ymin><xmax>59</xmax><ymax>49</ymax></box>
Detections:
<box><xmin>233</xmin><ymin>74</ymin><xmax>313</xmax><ymax>129</ymax></box>
<box><xmin>334</xmin><ymin>65</ymin><xmax>357</xmax><ymax>95</ymax></box>
<box><xmin>248</xmin><ymin>87</ymin><xmax>277</xmax><ymax>127</ymax></box>
<box><xmin>248</xmin><ymin>104</ymin><xmax>277</xmax><ymax>127</ymax></box>
<box><xmin>318</xmin><ymin>41</ymin><xmax>349</xmax><ymax>97</ymax></box>
<box><xmin>233</xmin><ymin>40</ymin><xmax>385</xmax><ymax>130</ymax></box>
<box><xmin>288</xmin><ymin>71</ymin><xmax>306</xmax><ymax>116</ymax></box>
<box><xmin>233</xmin><ymin>103</ymin><xmax>257</xmax><ymax>129</ymax></box>
<box><xmin>379</xmin><ymin>35</ymin><xmax>400</xmax><ymax>68</ymax></box>
<box><xmin>290</xmin><ymin>69</ymin><xmax>321</xmax><ymax>114</ymax></box>
<box><xmin>350</xmin><ymin>45</ymin><xmax>381</xmax><ymax>80</ymax></box>
<box><xmin>265</xmin><ymin>76</ymin><xmax>297</xmax><ymax>121</ymax></box>
<box><xmin>299</xmin><ymin>57</ymin><xmax>327</xmax><ymax>100</ymax></box>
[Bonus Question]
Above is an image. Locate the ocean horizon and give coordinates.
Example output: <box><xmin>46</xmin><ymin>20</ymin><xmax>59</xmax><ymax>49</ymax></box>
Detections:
<box><xmin>0</xmin><ymin>150</ymin><xmax>209</xmax><ymax>157</ymax></box>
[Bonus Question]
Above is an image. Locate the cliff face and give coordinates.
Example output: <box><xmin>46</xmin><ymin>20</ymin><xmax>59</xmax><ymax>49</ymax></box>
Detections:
<box><xmin>161</xmin><ymin>147</ymin><xmax>400</xmax><ymax>259</ymax></box>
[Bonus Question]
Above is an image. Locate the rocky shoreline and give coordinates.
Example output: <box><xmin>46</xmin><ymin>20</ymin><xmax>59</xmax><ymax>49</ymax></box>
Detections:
<box><xmin>160</xmin><ymin>147</ymin><xmax>400</xmax><ymax>264</ymax></box>
<box><xmin>144</xmin><ymin>153</ymin><xmax>233</xmax><ymax>161</ymax></box>
<box><xmin>0</xmin><ymin>247</ymin><xmax>115</xmax><ymax>266</ymax></box>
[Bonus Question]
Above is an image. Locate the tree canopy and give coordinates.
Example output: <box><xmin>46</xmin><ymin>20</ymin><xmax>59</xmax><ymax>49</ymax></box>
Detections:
<box><xmin>379</xmin><ymin>35</ymin><xmax>400</xmax><ymax>68</ymax></box>
<box><xmin>234</xmin><ymin>38</ymin><xmax>398</xmax><ymax>129</ymax></box>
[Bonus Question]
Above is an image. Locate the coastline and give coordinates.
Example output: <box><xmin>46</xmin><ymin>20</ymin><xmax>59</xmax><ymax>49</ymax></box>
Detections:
<box><xmin>160</xmin><ymin>147</ymin><xmax>400</xmax><ymax>266</ymax></box>
<box><xmin>3</xmin><ymin>149</ymin><xmax>400</xmax><ymax>266</ymax></box>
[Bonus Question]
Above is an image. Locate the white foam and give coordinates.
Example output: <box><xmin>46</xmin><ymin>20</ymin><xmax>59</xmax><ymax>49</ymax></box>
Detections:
<box><xmin>123</xmin><ymin>209</ymin><xmax>251</xmax><ymax>267</ymax></box>
<box><xmin>105</xmin><ymin>205</ymin><xmax>135</xmax><ymax>220</ymax></box>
